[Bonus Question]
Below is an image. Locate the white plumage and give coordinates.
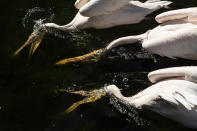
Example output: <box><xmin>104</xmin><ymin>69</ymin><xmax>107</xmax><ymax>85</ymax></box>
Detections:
<box><xmin>43</xmin><ymin>0</ymin><xmax>172</xmax><ymax>30</ymax></box>
<box><xmin>105</xmin><ymin>66</ymin><xmax>197</xmax><ymax>128</ymax></box>
<box><xmin>106</xmin><ymin>7</ymin><xmax>197</xmax><ymax>60</ymax></box>
<box><xmin>14</xmin><ymin>0</ymin><xmax>172</xmax><ymax>56</ymax></box>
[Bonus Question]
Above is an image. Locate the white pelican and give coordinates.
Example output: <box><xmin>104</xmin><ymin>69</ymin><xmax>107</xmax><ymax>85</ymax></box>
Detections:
<box><xmin>64</xmin><ymin>0</ymin><xmax>172</xmax><ymax>30</ymax></box>
<box><xmin>13</xmin><ymin>0</ymin><xmax>172</xmax><ymax>57</ymax></box>
<box><xmin>62</xmin><ymin>66</ymin><xmax>197</xmax><ymax>128</ymax></box>
<box><xmin>105</xmin><ymin>66</ymin><xmax>197</xmax><ymax>129</ymax></box>
<box><xmin>56</xmin><ymin>7</ymin><xmax>197</xmax><ymax>65</ymax></box>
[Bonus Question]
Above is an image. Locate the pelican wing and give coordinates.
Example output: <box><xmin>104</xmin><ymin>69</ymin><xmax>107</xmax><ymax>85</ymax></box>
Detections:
<box><xmin>162</xmin><ymin>80</ymin><xmax>197</xmax><ymax>110</ymax></box>
<box><xmin>142</xmin><ymin>80</ymin><xmax>197</xmax><ymax>128</ymax></box>
<box><xmin>148</xmin><ymin>67</ymin><xmax>186</xmax><ymax>83</ymax></box>
<box><xmin>148</xmin><ymin>66</ymin><xmax>197</xmax><ymax>83</ymax></box>
<box><xmin>79</xmin><ymin>0</ymin><xmax>130</xmax><ymax>17</ymax></box>
<box><xmin>143</xmin><ymin>25</ymin><xmax>197</xmax><ymax>61</ymax></box>
<box><xmin>155</xmin><ymin>7</ymin><xmax>197</xmax><ymax>23</ymax></box>
<box><xmin>131</xmin><ymin>80</ymin><xmax>197</xmax><ymax>110</ymax></box>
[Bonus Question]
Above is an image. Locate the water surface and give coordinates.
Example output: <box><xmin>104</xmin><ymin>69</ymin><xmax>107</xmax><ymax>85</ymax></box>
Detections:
<box><xmin>1</xmin><ymin>0</ymin><xmax>197</xmax><ymax>131</ymax></box>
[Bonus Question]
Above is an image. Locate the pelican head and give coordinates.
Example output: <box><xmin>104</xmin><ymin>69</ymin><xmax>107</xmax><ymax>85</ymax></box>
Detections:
<box><xmin>105</xmin><ymin>84</ymin><xmax>132</xmax><ymax>106</ymax></box>
<box><xmin>105</xmin><ymin>84</ymin><xmax>121</xmax><ymax>95</ymax></box>
<box><xmin>13</xmin><ymin>22</ymin><xmax>74</xmax><ymax>58</ymax></box>
<box><xmin>55</xmin><ymin>34</ymin><xmax>145</xmax><ymax>65</ymax></box>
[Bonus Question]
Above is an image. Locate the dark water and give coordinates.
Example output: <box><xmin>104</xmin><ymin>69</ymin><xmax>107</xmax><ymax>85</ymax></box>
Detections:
<box><xmin>1</xmin><ymin>0</ymin><xmax>197</xmax><ymax>131</ymax></box>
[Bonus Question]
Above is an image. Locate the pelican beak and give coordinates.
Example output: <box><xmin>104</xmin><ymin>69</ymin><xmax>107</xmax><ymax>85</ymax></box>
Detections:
<box><xmin>13</xmin><ymin>27</ymin><xmax>45</xmax><ymax>58</ymax></box>
<box><xmin>55</xmin><ymin>48</ymin><xmax>106</xmax><ymax>65</ymax></box>
<box><xmin>59</xmin><ymin>88</ymin><xmax>106</xmax><ymax>114</ymax></box>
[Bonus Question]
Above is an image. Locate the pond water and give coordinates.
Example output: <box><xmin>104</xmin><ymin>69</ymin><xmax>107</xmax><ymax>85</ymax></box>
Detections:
<box><xmin>1</xmin><ymin>0</ymin><xmax>197</xmax><ymax>131</ymax></box>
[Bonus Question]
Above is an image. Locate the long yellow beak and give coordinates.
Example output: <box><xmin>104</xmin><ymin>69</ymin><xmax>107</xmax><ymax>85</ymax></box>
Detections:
<box><xmin>55</xmin><ymin>48</ymin><xmax>106</xmax><ymax>65</ymax></box>
<box><xmin>59</xmin><ymin>88</ymin><xmax>106</xmax><ymax>114</ymax></box>
<box><xmin>13</xmin><ymin>28</ymin><xmax>45</xmax><ymax>57</ymax></box>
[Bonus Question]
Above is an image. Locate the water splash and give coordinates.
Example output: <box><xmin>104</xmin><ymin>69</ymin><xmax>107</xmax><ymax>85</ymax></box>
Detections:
<box><xmin>109</xmin><ymin>95</ymin><xmax>150</xmax><ymax>126</ymax></box>
<box><xmin>68</xmin><ymin>31</ymin><xmax>93</xmax><ymax>47</ymax></box>
<box><xmin>111</xmin><ymin>73</ymin><xmax>130</xmax><ymax>89</ymax></box>
<box><xmin>33</xmin><ymin>19</ymin><xmax>45</xmax><ymax>29</ymax></box>
<box><xmin>14</xmin><ymin>7</ymin><xmax>60</xmax><ymax>56</ymax></box>
<box><xmin>112</xmin><ymin>47</ymin><xmax>136</xmax><ymax>60</ymax></box>
<box><xmin>22</xmin><ymin>7</ymin><xmax>55</xmax><ymax>29</ymax></box>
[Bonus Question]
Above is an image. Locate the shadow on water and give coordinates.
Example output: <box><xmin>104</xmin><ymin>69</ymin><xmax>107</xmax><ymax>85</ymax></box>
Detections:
<box><xmin>1</xmin><ymin>0</ymin><xmax>197</xmax><ymax>131</ymax></box>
